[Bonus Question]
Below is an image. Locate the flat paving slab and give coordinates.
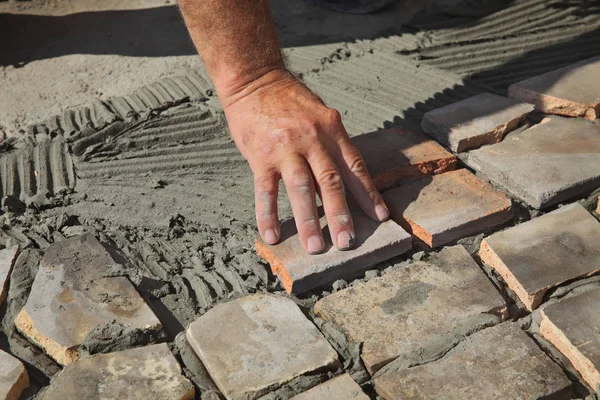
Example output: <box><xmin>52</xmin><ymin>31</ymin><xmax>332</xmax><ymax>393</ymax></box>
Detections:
<box><xmin>186</xmin><ymin>293</ymin><xmax>339</xmax><ymax>400</ymax></box>
<box><xmin>42</xmin><ymin>343</ymin><xmax>194</xmax><ymax>400</ymax></box>
<box><xmin>14</xmin><ymin>234</ymin><xmax>162</xmax><ymax>365</ymax></box>
<box><xmin>540</xmin><ymin>288</ymin><xmax>600</xmax><ymax>392</ymax></box>
<box><xmin>479</xmin><ymin>202</ymin><xmax>600</xmax><ymax>311</ymax></box>
<box><xmin>0</xmin><ymin>349</ymin><xmax>29</xmax><ymax>400</ymax></box>
<box><xmin>382</xmin><ymin>169</ymin><xmax>512</xmax><ymax>247</ymax></box>
<box><xmin>468</xmin><ymin>117</ymin><xmax>600</xmax><ymax>209</ymax></box>
<box><xmin>256</xmin><ymin>203</ymin><xmax>412</xmax><ymax>294</ymax></box>
<box><xmin>351</xmin><ymin>128</ymin><xmax>457</xmax><ymax>189</ymax></box>
<box><xmin>290</xmin><ymin>374</ymin><xmax>369</xmax><ymax>400</ymax></box>
<box><xmin>0</xmin><ymin>245</ymin><xmax>18</xmax><ymax>306</ymax></box>
<box><xmin>314</xmin><ymin>245</ymin><xmax>506</xmax><ymax>375</ymax></box>
<box><xmin>421</xmin><ymin>93</ymin><xmax>533</xmax><ymax>152</ymax></box>
<box><xmin>509</xmin><ymin>55</ymin><xmax>600</xmax><ymax>120</ymax></box>
<box><xmin>374</xmin><ymin>323</ymin><xmax>572</xmax><ymax>400</ymax></box>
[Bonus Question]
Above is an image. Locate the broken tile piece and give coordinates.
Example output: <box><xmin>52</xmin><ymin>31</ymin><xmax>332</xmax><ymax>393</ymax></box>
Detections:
<box><xmin>374</xmin><ymin>323</ymin><xmax>571</xmax><ymax>400</ymax></box>
<box><xmin>42</xmin><ymin>343</ymin><xmax>194</xmax><ymax>400</ymax></box>
<box><xmin>256</xmin><ymin>203</ymin><xmax>412</xmax><ymax>294</ymax></box>
<box><xmin>314</xmin><ymin>246</ymin><xmax>506</xmax><ymax>375</ymax></box>
<box><xmin>540</xmin><ymin>288</ymin><xmax>600</xmax><ymax>392</ymax></box>
<box><xmin>509</xmin><ymin>55</ymin><xmax>600</xmax><ymax>120</ymax></box>
<box><xmin>382</xmin><ymin>169</ymin><xmax>512</xmax><ymax>247</ymax></box>
<box><xmin>351</xmin><ymin>128</ymin><xmax>457</xmax><ymax>189</ymax></box>
<box><xmin>186</xmin><ymin>293</ymin><xmax>339</xmax><ymax>400</ymax></box>
<box><xmin>291</xmin><ymin>374</ymin><xmax>369</xmax><ymax>400</ymax></box>
<box><xmin>421</xmin><ymin>93</ymin><xmax>533</xmax><ymax>152</ymax></box>
<box><xmin>0</xmin><ymin>246</ymin><xmax>18</xmax><ymax>306</ymax></box>
<box><xmin>0</xmin><ymin>349</ymin><xmax>29</xmax><ymax>400</ymax></box>
<box><xmin>14</xmin><ymin>234</ymin><xmax>162</xmax><ymax>366</ymax></box>
<box><xmin>479</xmin><ymin>203</ymin><xmax>600</xmax><ymax>311</ymax></box>
<box><xmin>468</xmin><ymin>117</ymin><xmax>600</xmax><ymax>209</ymax></box>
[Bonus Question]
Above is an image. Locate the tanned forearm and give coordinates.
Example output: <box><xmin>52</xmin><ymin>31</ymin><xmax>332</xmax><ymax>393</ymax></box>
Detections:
<box><xmin>178</xmin><ymin>0</ymin><xmax>286</xmax><ymax>102</ymax></box>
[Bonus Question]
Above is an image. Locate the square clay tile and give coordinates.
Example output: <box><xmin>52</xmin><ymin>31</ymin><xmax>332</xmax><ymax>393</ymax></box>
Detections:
<box><xmin>351</xmin><ymin>128</ymin><xmax>457</xmax><ymax>189</ymax></box>
<box><xmin>256</xmin><ymin>203</ymin><xmax>412</xmax><ymax>294</ymax></box>
<box><xmin>509</xmin><ymin>55</ymin><xmax>600</xmax><ymax>120</ymax></box>
<box><xmin>422</xmin><ymin>93</ymin><xmax>533</xmax><ymax>152</ymax></box>
<box><xmin>479</xmin><ymin>202</ymin><xmax>600</xmax><ymax>311</ymax></box>
<box><xmin>382</xmin><ymin>169</ymin><xmax>513</xmax><ymax>247</ymax></box>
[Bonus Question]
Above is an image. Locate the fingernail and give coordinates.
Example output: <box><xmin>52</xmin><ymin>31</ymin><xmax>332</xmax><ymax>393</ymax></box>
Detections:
<box><xmin>307</xmin><ymin>235</ymin><xmax>325</xmax><ymax>254</ymax></box>
<box><xmin>264</xmin><ymin>229</ymin><xmax>278</xmax><ymax>244</ymax></box>
<box><xmin>375</xmin><ymin>203</ymin><xmax>389</xmax><ymax>221</ymax></box>
<box><xmin>337</xmin><ymin>230</ymin><xmax>355</xmax><ymax>250</ymax></box>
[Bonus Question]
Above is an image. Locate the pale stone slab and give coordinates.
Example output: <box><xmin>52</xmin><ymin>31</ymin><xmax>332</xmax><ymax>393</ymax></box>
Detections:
<box><xmin>375</xmin><ymin>323</ymin><xmax>571</xmax><ymax>400</ymax></box>
<box><xmin>186</xmin><ymin>293</ymin><xmax>339</xmax><ymax>400</ymax></box>
<box><xmin>540</xmin><ymin>288</ymin><xmax>600</xmax><ymax>391</ymax></box>
<box><xmin>256</xmin><ymin>202</ymin><xmax>412</xmax><ymax>294</ymax></box>
<box><xmin>0</xmin><ymin>246</ymin><xmax>18</xmax><ymax>306</ymax></box>
<box><xmin>468</xmin><ymin>117</ymin><xmax>600</xmax><ymax>209</ymax></box>
<box><xmin>291</xmin><ymin>374</ymin><xmax>369</xmax><ymax>400</ymax></box>
<box><xmin>0</xmin><ymin>349</ymin><xmax>29</xmax><ymax>400</ymax></box>
<box><xmin>480</xmin><ymin>203</ymin><xmax>600</xmax><ymax>311</ymax></box>
<box><xmin>314</xmin><ymin>245</ymin><xmax>506</xmax><ymax>375</ymax></box>
<box><xmin>509</xmin><ymin>55</ymin><xmax>600</xmax><ymax>120</ymax></box>
<box><xmin>422</xmin><ymin>93</ymin><xmax>533</xmax><ymax>152</ymax></box>
<box><xmin>14</xmin><ymin>234</ymin><xmax>162</xmax><ymax>365</ymax></box>
<box><xmin>43</xmin><ymin>343</ymin><xmax>194</xmax><ymax>400</ymax></box>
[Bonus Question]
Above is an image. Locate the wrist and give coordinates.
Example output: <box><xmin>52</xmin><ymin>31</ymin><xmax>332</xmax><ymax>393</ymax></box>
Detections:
<box><xmin>215</xmin><ymin>65</ymin><xmax>297</xmax><ymax>108</ymax></box>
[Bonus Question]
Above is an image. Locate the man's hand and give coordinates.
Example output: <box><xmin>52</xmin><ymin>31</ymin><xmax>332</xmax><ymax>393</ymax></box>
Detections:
<box><xmin>178</xmin><ymin>0</ymin><xmax>388</xmax><ymax>253</ymax></box>
<box><xmin>222</xmin><ymin>69</ymin><xmax>389</xmax><ymax>254</ymax></box>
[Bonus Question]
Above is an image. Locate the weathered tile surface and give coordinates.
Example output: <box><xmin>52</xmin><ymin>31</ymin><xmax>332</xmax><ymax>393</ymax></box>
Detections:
<box><xmin>186</xmin><ymin>293</ymin><xmax>339</xmax><ymax>400</ymax></box>
<box><xmin>351</xmin><ymin>128</ymin><xmax>457</xmax><ymax>189</ymax></box>
<box><xmin>468</xmin><ymin>117</ymin><xmax>600</xmax><ymax>209</ymax></box>
<box><xmin>375</xmin><ymin>323</ymin><xmax>571</xmax><ymax>400</ymax></box>
<box><xmin>540</xmin><ymin>288</ymin><xmax>600</xmax><ymax>391</ymax></box>
<box><xmin>43</xmin><ymin>343</ymin><xmax>194</xmax><ymax>400</ymax></box>
<box><xmin>0</xmin><ymin>349</ymin><xmax>29</xmax><ymax>400</ymax></box>
<box><xmin>256</xmin><ymin>203</ymin><xmax>412</xmax><ymax>294</ymax></box>
<box><xmin>314</xmin><ymin>245</ymin><xmax>506</xmax><ymax>375</ymax></box>
<box><xmin>291</xmin><ymin>374</ymin><xmax>369</xmax><ymax>400</ymax></box>
<box><xmin>509</xmin><ymin>55</ymin><xmax>600</xmax><ymax>120</ymax></box>
<box><xmin>15</xmin><ymin>234</ymin><xmax>162</xmax><ymax>365</ymax></box>
<box><xmin>382</xmin><ymin>169</ymin><xmax>512</xmax><ymax>247</ymax></box>
<box><xmin>0</xmin><ymin>246</ymin><xmax>18</xmax><ymax>306</ymax></box>
<box><xmin>421</xmin><ymin>93</ymin><xmax>533</xmax><ymax>152</ymax></box>
<box><xmin>479</xmin><ymin>203</ymin><xmax>600</xmax><ymax>311</ymax></box>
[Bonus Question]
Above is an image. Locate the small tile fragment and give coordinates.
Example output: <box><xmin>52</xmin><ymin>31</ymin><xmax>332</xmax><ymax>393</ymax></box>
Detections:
<box><xmin>421</xmin><ymin>93</ymin><xmax>533</xmax><ymax>152</ymax></box>
<box><xmin>383</xmin><ymin>169</ymin><xmax>512</xmax><ymax>247</ymax></box>
<box><xmin>14</xmin><ymin>234</ymin><xmax>162</xmax><ymax>365</ymax></box>
<box><xmin>290</xmin><ymin>374</ymin><xmax>369</xmax><ymax>400</ymax></box>
<box><xmin>314</xmin><ymin>246</ymin><xmax>506</xmax><ymax>375</ymax></box>
<box><xmin>186</xmin><ymin>293</ymin><xmax>339</xmax><ymax>400</ymax></box>
<box><xmin>256</xmin><ymin>203</ymin><xmax>412</xmax><ymax>294</ymax></box>
<box><xmin>42</xmin><ymin>343</ymin><xmax>194</xmax><ymax>400</ymax></box>
<box><xmin>374</xmin><ymin>323</ymin><xmax>571</xmax><ymax>400</ymax></box>
<box><xmin>468</xmin><ymin>117</ymin><xmax>600</xmax><ymax>209</ymax></box>
<box><xmin>352</xmin><ymin>128</ymin><xmax>457</xmax><ymax>189</ymax></box>
<box><xmin>540</xmin><ymin>288</ymin><xmax>600</xmax><ymax>392</ymax></box>
<box><xmin>0</xmin><ymin>246</ymin><xmax>18</xmax><ymax>306</ymax></box>
<box><xmin>508</xmin><ymin>55</ymin><xmax>600</xmax><ymax>120</ymax></box>
<box><xmin>479</xmin><ymin>202</ymin><xmax>600</xmax><ymax>311</ymax></box>
<box><xmin>0</xmin><ymin>349</ymin><xmax>29</xmax><ymax>400</ymax></box>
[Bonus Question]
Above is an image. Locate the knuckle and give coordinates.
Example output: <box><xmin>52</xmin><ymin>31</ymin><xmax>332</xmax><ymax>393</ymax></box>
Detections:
<box><xmin>317</xmin><ymin>169</ymin><xmax>343</xmax><ymax>192</ymax></box>
<box><xmin>289</xmin><ymin>172</ymin><xmax>313</xmax><ymax>194</ymax></box>
<box><xmin>348</xmin><ymin>155</ymin><xmax>369</xmax><ymax>176</ymax></box>
<box><xmin>327</xmin><ymin>108</ymin><xmax>343</xmax><ymax>126</ymax></box>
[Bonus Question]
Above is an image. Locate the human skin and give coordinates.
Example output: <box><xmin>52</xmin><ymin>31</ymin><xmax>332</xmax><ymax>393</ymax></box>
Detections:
<box><xmin>178</xmin><ymin>0</ymin><xmax>389</xmax><ymax>254</ymax></box>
